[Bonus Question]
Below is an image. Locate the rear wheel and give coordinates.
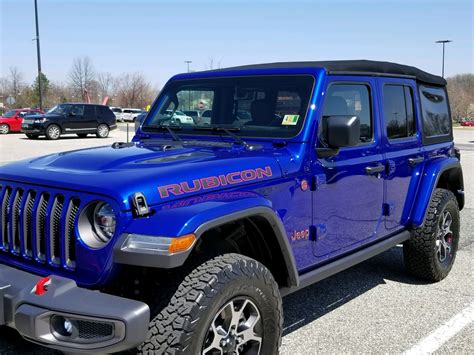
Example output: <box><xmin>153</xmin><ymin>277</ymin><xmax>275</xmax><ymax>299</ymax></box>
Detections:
<box><xmin>25</xmin><ymin>134</ymin><xmax>39</xmax><ymax>139</ymax></box>
<box><xmin>96</xmin><ymin>124</ymin><xmax>109</xmax><ymax>138</ymax></box>
<box><xmin>139</xmin><ymin>253</ymin><xmax>282</xmax><ymax>354</ymax></box>
<box><xmin>46</xmin><ymin>124</ymin><xmax>61</xmax><ymax>140</ymax></box>
<box><xmin>77</xmin><ymin>133</ymin><xmax>88</xmax><ymax>138</ymax></box>
<box><xmin>0</xmin><ymin>124</ymin><xmax>9</xmax><ymax>134</ymax></box>
<box><xmin>404</xmin><ymin>188</ymin><xmax>460</xmax><ymax>281</ymax></box>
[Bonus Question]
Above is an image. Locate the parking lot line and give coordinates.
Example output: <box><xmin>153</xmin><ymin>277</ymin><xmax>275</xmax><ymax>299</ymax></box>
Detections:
<box><xmin>404</xmin><ymin>301</ymin><xmax>474</xmax><ymax>354</ymax></box>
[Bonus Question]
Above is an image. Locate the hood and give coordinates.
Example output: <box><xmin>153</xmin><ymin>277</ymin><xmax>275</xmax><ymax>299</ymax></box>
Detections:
<box><xmin>0</xmin><ymin>142</ymin><xmax>283</xmax><ymax>210</ymax></box>
<box><xmin>35</xmin><ymin>113</ymin><xmax>64</xmax><ymax>119</ymax></box>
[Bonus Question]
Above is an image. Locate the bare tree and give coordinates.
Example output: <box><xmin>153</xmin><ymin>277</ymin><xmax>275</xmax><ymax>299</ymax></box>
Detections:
<box><xmin>446</xmin><ymin>74</ymin><xmax>474</xmax><ymax>121</ymax></box>
<box><xmin>97</xmin><ymin>72</ymin><xmax>114</xmax><ymax>98</ymax></box>
<box><xmin>205</xmin><ymin>57</ymin><xmax>222</xmax><ymax>70</ymax></box>
<box><xmin>8</xmin><ymin>66</ymin><xmax>24</xmax><ymax>102</ymax></box>
<box><xmin>68</xmin><ymin>56</ymin><xmax>95</xmax><ymax>101</ymax></box>
<box><xmin>117</xmin><ymin>72</ymin><xmax>154</xmax><ymax>108</ymax></box>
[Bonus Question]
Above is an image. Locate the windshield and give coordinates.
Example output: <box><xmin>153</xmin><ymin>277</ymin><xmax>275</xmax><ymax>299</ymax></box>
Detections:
<box><xmin>47</xmin><ymin>104</ymin><xmax>70</xmax><ymax>115</ymax></box>
<box><xmin>142</xmin><ymin>75</ymin><xmax>314</xmax><ymax>139</ymax></box>
<box><xmin>2</xmin><ymin>110</ymin><xmax>17</xmax><ymax>118</ymax></box>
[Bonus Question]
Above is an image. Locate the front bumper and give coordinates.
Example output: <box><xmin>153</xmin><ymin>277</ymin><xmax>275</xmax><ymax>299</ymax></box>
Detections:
<box><xmin>21</xmin><ymin>123</ymin><xmax>46</xmax><ymax>134</ymax></box>
<box><xmin>0</xmin><ymin>263</ymin><xmax>149</xmax><ymax>353</ymax></box>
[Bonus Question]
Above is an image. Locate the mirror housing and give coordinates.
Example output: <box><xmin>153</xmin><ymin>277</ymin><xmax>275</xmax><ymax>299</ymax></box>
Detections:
<box><xmin>317</xmin><ymin>115</ymin><xmax>360</xmax><ymax>158</ymax></box>
<box><xmin>69</xmin><ymin>112</ymin><xmax>76</xmax><ymax>117</ymax></box>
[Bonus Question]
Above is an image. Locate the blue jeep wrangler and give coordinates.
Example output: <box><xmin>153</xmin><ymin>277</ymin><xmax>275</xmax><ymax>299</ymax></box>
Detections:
<box><xmin>0</xmin><ymin>60</ymin><xmax>464</xmax><ymax>354</ymax></box>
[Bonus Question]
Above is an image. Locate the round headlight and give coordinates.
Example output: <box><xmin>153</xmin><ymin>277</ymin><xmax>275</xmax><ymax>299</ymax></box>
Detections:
<box><xmin>93</xmin><ymin>203</ymin><xmax>116</xmax><ymax>242</ymax></box>
<box><xmin>78</xmin><ymin>201</ymin><xmax>116</xmax><ymax>249</ymax></box>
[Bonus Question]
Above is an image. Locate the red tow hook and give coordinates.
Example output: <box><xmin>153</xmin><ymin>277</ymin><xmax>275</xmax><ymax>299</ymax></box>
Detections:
<box><xmin>34</xmin><ymin>276</ymin><xmax>51</xmax><ymax>296</ymax></box>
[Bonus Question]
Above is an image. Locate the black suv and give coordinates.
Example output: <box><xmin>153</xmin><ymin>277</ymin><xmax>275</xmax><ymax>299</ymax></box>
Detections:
<box><xmin>21</xmin><ymin>103</ymin><xmax>117</xmax><ymax>140</ymax></box>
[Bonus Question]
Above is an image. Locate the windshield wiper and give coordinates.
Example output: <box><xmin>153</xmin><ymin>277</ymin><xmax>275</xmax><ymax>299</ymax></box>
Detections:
<box><xmin>146</xmin><ymin>124</ymin><xmax>183</xmax><ymax>142</ymax></box>
<box><xmin>194</xmin><ymin>126</ymin><xmax>249</xmax><ymax>148</ymax></box>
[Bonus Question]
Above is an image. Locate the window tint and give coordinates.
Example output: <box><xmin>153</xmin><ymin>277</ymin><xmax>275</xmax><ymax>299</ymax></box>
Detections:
<box><xmin>323</xmin><ymin>84</ymin><xmax>372</xmax><ymax>143</ymax></box>
<box><xmin>69</xmin><ymin>105</ymin><xmax>84</xmax><ymax>116</ymax></box>
<box><xmin>419</xmin><ymin>85</ymin><xmax>450</xmax><ymax>138</ymax></box>
<box><xmin>383</xmin><ymin>85</ymin><xmax>415</xmax><ymax>139</ymax></box>
<box><xmin>97</xmin><ymin>106</ymin><xmax>110</xmax><ymax>115</ymax></box>
<box><xmin>84</xmin><ymin>105</ymin><xmax>96</xmax><ymax>117</ymax></box>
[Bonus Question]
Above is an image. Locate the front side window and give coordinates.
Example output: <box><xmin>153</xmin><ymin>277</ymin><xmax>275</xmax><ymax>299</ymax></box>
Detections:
<box><xmin>2</xmin><ymin>110</ymin><xmax>17</xmax><ymax>118</ymax></box>
<box><xmin>419</xmin><ymin>85</ymin><xmax>451</xmax><ymax>139</ymax></box>
<box><xmin>48</xmin><ymin>104</ymin><xmax>71</xmax><ymax>115</ymax></box>
<box><xmin>383</xmin><ymin>85</ymin><xmax>415</xmax><ymax>139</ymax></box>
<box><xmin>322</xmin><ymin>83</ymin><xmax>372</xmax><ymax>143</ymax></box>
<box><xmin>143</xmin><ymin>75</ymin><xmax>314</xmax><ymax>139</ymax></box>
<box><xmin>69</xmin><ymin>105</ymin><xmax>84</xmax><ymax>116</ymax></box>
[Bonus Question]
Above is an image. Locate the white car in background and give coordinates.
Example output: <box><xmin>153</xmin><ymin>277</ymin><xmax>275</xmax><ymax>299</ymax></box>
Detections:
<box><xmin>165</xmin><ymin>110</ymin><xmax>194</xmax><ymax>125</ymax></box>
<box><xmin>122</xmin><ymin>108</ymin><xmax>144</xmax><ymax>122</ymax></box>
<box><xmin>110</xmin><ymin>107</ymin><xmax>124</xmax><ymax>122</ymax></box>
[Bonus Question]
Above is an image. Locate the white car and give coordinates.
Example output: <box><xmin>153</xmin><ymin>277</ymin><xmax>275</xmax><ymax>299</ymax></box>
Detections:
<box><xmin>110</xmin><ymin>107</ymin><xmax>124</xmax><ymax>122</ymax></box>
<box><xmin>122</xmin><ymin>108</ymin><xmax>143</xmax><ymax>122</ymax></box>
<box><xmin>165</xmin><ymin>110</ymin><xmax>194</xmax><ymax>125</ymax></box>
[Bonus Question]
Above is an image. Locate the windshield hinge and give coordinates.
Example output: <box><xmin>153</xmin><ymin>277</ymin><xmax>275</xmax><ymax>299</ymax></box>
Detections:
<box><xmin>131</xmin><ymin>192</ymin><xmax>151</xmax><ymax>218</ymax></box>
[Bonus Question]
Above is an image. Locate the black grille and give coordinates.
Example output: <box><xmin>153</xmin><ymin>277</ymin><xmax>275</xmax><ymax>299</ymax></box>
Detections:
<box><xmin>77</xmin><ymin>320</ymin><xmax>114</xmax><ymax>340</ymax></box>
<box><xmin>0</xmin><ymin>184</ymin><xmax>80</xmax><ymax>270</ymax></box>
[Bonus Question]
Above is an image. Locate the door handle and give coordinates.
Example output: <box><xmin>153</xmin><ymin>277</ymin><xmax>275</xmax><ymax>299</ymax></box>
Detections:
<box><xmin>408</xmin><ymin>156</ymin><xmax>424</xmax><ymax>166</ymax></box>
<box><xmin>365</xmin><ymin>163</ymin><xmax>385</xmax><ymax>175</ymax></box>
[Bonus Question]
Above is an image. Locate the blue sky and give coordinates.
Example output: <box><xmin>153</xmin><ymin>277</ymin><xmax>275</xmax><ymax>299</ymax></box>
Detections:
<box><xmin>1</xmin><ymin>0</ymin><xmax>472</xmax><ymax>88</ymax></box>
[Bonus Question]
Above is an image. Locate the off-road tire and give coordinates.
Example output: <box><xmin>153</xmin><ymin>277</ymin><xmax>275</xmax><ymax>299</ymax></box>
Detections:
<box><xmin>77</xmin><ymin>133</ymin><xmax>88</xmax><ymax>138</ymax></box>
<box><xmin>0</xmin><ymin>124</ymin><xmax>9</xmax><ymax>134</ymax></box>
<box><xmin>139</xmin><ymin>253</ymin><xmax>283</xmax><ymax>354</ymax></box>
<box><xmin>45</xmin><ymin>124</ymin><xmax>61</xmax><ymax>140</ymax></box>
<box><xmin>404</xmin><ymin>188</ymin><xmax>460</xmax><ymax>282</ymax></box>
<box><xmin>25</xmin><ymin>133</ymin><xmax>39</xmax><ymax>139</ymax></box>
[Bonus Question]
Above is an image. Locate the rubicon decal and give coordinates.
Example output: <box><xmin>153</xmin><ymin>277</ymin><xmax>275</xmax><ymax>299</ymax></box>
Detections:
<box><xmin>158</xmin><ymin>166</ymin><xmax>273</xmax><ymax>198</ymax></box>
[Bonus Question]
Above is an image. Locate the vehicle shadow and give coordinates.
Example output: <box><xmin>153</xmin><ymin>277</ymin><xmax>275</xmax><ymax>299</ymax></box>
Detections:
<box><xmin>282</xmin><ymin>246</ymin><xmax>428</xmax><ymax>336</ymax></box>
<box><xmin>0</xmin><ymin>247</ymin><xmax>426</xmax><ymax>353</ymax></box>
<box><xmin>18</xmin><ymin>136</ymin><xmax>113</xmax><ymax>141</ymax></box>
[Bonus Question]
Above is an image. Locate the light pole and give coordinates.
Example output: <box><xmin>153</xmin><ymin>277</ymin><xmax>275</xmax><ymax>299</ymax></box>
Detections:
<box><xmin>33</xmin><ymin>0</ymin><xmax>43</xmax><ymax>110</ymax></box>
<box><xmin>184</xmin><ymin>60</ymin><xmax>192</xmax><ymax>73</ymax></box>
<box><xmin>435</xmin><ymin>40</ymin><xmax>452</xmax><ymax>78</ymax></box>
<box><xmin>184</xmin><ymin>61</ymin><xmax>192</xmax><ymax>108</ymax></box>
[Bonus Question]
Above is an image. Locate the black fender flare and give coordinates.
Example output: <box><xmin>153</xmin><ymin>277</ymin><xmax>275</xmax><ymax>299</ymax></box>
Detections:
<box><xmin>193</xmin><ymin>206</ymin><xmax>299</xmax><ymax>288</ymax></box>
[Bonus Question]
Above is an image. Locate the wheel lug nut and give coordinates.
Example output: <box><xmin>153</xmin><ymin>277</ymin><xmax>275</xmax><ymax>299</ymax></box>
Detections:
<box><xmin>220</xmin><ymin>339</ymin><xmax>227</xmax><ymax>347</ymax></box>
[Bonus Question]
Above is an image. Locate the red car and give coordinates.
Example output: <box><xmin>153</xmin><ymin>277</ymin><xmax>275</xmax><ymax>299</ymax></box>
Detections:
<box><xmin>0</xmin><ymin>108</ymin><xmax>44</xmax><ymax>134</ymax></box>
<box><xmin>460</xmin><ymin>121</ymin><xmax>474</xmax><ymax>127</ymax></box>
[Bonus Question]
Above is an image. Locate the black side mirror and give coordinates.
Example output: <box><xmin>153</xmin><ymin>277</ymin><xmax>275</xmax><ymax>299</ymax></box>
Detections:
<box><xmin>317</xmin><ymin>115</ymin><xmax>360</xmax><ymax>158</ymax></box>
<box><xmin>69</xmin><ymin>112</ymin><xmax>76</xmax><ymax>117</ymax></box>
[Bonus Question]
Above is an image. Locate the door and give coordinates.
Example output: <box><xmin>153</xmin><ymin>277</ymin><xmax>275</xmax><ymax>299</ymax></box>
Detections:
<box><xmin>82</xmin><ymin>105</ymin><xmax>98</xmax><ymax>131</ymax></box>
<box><xmin>378</xmin><ymin>78</ymin><xmax>423</xmax><ymax>231</ymax></box>
<box><xmin>12</xmin><ymin>111</ymin><xmax>25</xmax><ymax>131</ymax></box>
<box><xmin>312</xmin><ymin>78</ymin><xmax>386</xmax><ymax>260</ymax></box>
<box><xmin>63</xmin><ymin>104</ymin><xmax>85</xmax><ymax>132</ymax></box>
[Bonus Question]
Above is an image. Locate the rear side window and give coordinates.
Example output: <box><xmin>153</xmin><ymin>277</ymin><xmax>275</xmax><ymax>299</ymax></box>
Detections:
<box><xmin>419</xmin><ymin>85</ymin><xmax>451</xmax><ymax>143</ymax></box>
<box><xmin>383</xmin><ymin>85</ymin><xmax>415</xmax><ymax>139</ymax></box>
<box><xmin>84</xmin><ymin>105</ymin><xmax>96</xmax><ymax>116</ymax></box>
<box><xmin>97</xmin><ymin>106</ymin><xmax>112</xmax><ymax>117</ymax></box>
<box><xmin>322</xmin><ymin>83</ymin><xmax>372</xmax><ymax>143</ymax></box>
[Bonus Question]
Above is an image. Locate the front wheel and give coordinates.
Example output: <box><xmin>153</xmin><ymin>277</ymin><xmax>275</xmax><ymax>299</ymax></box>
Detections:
<box><xmin>404</xmin><ymin>188</ymin><xmax>460</xmax><ymax>281</ymax></box>
<box><xmin>139</xmin><ymin>254</ymin><xmax>283</xmax><ymax>354</ymax></box>
<box><xmin>96</xmin><ymin>124</ymin><xmax>109</xmax><ymax>138</ymax></box>
<box><xmin>46</xmin><ymin>124</ymin><xmax>61</xmax><ymax>140</ymax></box>
<box><xmin>0</xmin><ymin>124</ymin><xmax>10</xmax><ymax>134</ymax></box>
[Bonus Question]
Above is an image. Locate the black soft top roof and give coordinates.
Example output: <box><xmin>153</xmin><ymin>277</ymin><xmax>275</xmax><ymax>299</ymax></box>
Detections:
<box><xmin>213</xmin><ymin>60</ymin><xmax>446</xmax><ymax>86</ymax></box>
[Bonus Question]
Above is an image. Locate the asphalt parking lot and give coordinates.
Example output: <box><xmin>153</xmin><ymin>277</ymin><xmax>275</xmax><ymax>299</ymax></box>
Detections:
<box><xmin>0</xmin><ymin>127</ymin><xmax>473</xmax><ymax>354</ymax></box>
